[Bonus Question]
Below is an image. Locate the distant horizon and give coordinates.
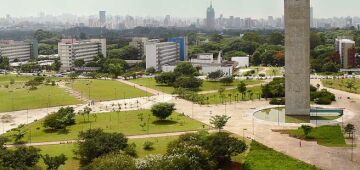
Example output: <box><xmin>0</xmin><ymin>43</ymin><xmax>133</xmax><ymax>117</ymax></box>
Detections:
<box><xmin>1</xmin><ymin>0</ymin><xmax>360</xmax><ymax>19</ymax></box>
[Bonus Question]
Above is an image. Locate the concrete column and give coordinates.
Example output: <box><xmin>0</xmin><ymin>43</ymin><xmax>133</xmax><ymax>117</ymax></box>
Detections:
<box><xmin>284</xmin><ymin>0</ymin><xmax>310</xmax><ymax>115</ymax></box>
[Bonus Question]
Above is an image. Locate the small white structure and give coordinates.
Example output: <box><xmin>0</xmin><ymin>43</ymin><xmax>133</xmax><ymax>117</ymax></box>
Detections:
<box><xmin>190</xmin><ymin>53</ymin><xmax>218</xmax><ymax>64</ymax></box>
<box><xmin>231</xmin><ymin>56</ymin><xmax>249</xmax><ymax>68</ymax></box>
<box><xmin>200</xmin><ymin>66</ymin><xmax>233</xmax><ymax>76</ymax></box>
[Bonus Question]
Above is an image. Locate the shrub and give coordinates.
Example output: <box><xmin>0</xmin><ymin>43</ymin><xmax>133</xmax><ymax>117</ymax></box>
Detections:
<box><xmin>150</xmin><ymin>103</ymin><xmax>175</xmax><ymax>120</ymax></box>
<box><xmin>155</xmin><ymin>72</ymin><xmax>177</xmax><ymax>86</ymax></box>
<box><xmin>269</xmin><ymin>98</ymin><xmax>285</xmax><ymax>105</ymax></box>
<box><xmin>143</xmin><ymin>141</ymin><xmax>154</xmax><ymax>150</ymax></box>
<box><xmin>76</xmin><ymin>129</ymin><xmax>129</xmax><ymax>166</ymax></box>
<box><xmin>219</xmin><ymin>76</ymin><xmax>234</xmax><ymax>86</ymax></box>
<box><xmin>88</xmin><ymin>152</ymin><xmax>136</xmax><ymax>170</ymax></box>
<box><xmin>173</xmin><ymin>76</ymin><xmax>203</xmax><ymax>90</ymax></box>
<box><xmin>43</xmin><ymin>107</ymin><xmax>76</xmax><ymax>130</ymax></box>
<box><xmin>42</xmin><ymin>154</ymin><xmax>67</xmax><ymax>170</ymax></box>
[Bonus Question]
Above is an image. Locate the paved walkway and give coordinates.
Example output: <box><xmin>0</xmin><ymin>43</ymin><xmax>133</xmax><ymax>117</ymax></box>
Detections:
<box><xmin>5</xmin><ymin>130</ymin><xmax>215</xmax><ymax>147</ymax></box>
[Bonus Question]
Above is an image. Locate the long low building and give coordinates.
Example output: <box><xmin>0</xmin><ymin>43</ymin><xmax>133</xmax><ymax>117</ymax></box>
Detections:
<box><xmin>0</xmin><ymin>40</ymin><xmax>38</xmax><ymax>62</ymax></box>
<box><xmin>58</xmin><ymin>39</ymin><xmax>106</xmax><ymax>71</ymax></box>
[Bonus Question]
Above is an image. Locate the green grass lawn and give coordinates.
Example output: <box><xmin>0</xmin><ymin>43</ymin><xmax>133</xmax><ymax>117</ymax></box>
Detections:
<box><xmin>0</xmin><ymin>75</ymin><xmax>33</xmax><ymax>82</ymax></box>
<box><xmin>129</xmin><ymin>78</ymin><xmax>175</xmax><ymax>94</ymax></box>
<box><xmin>200</xmin><ymin>86</ymin><xmax>262</xmax><ymax>105</ymax></box>
<box><xmin>287</xmin><ymin>125</ymin><xmax>348</xmax><ymax>147</ymax></box>
<box><xmin>67</xmin><ymin>79</ymin><xmax>151</xmax><ymax>101</ymax></box>
<box><xmin>0</xmin><ymin>83</ymin><xmax>80</xmax><ymax>113</ymax></box>
<box><xmin>265</xmin><ymin>67</ymin><xmax>283</xmax><ymax>76</ymax></box>
<box><xmin>35</xmin><ymin>136</ymin><xmax>178</xmax><ymax>170</ymax></box>
<box><xmin>2</xmin><ymin>110</ymin><xmax>208</xmax><ymax>143</ymax></box>
<box><xmin>129</xmin><ymin>78</ymin><xmax>263</xmax><ymax>94</ymax></box>
<box><xmin>322</xmin><ymin>79</ymin><xmax>360</xmax><ymax>94</ymax></box>
<box><xmin>242</xmin><ymin>141</ymin><xmax>318</xmax><ymax>170</ymax></box>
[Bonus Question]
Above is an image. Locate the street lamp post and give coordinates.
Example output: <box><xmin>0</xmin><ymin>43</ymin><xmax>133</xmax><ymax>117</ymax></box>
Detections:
<box><xmin>243</xmin><ymin>128</ymin><xmax>247</xmax><ymax>142</ymax></box>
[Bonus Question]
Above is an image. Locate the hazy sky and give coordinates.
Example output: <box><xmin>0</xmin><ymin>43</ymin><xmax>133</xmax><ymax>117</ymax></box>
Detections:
<box><xmin>1</xmin><ymin>0</ymin><xmax>359</xmax><ymax>18</ymax></box>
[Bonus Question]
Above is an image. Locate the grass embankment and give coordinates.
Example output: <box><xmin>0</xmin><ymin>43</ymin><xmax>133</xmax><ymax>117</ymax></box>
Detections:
<box><xmin>242</xmin><ymin>141</ymin><xmax>319</xmax><ymax>170</ymax></box>
<box><xmin>286</xmin><ymin>125</ymin><xmax>348</xmax><ymax>147</ymax></box>
<box><xmin>67</xmin><ymin>79</ymin><xmax>151</xmax><ymax>101</ymax></box>
<box><xmin>322</xmin><ymin>79</ymin><xmax>360</xmax><ymax>94</ymax></box>
<box><xmin>0</xmin><ymin>75</ymin><xmax>80</xmax><ymax>112</ymax></box>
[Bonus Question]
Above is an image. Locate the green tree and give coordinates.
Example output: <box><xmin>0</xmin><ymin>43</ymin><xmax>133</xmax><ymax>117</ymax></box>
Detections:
<box><xmin>237</xmin><ymin>81</ymin><xmax>247</xmax><ymax>99</ymax></box>
<box><xmin>108</xmin><ymin>63</ymin><xmax>125</xmax><ymax>78</ymax></box>
<box><xmin>43</xmin><ymin>107</ymin><xmax>76</xmax><ymax>130</ymax></box>
<box><xmin>301</xmin><ymin>125</ymin><xmax>313</xmax><ymax>139</ymax></box>
<box><xmin>0</xmin><ymin>146</ymin><xmax>41</xmax><ymax>169</ymax></box>
<box><xmin>207</xmin><ymin>70</ymin><xmax>224</xmax><ymax>81</ymax></box>
<box><xmin>174</xmin><ymin>62</ymin><xmax>198</xmax><ymax>76</ymax></box>
<box><xmin>0</xmin><ymin>57</ymin><xmax>10</xmax><ymax>70</ymax></box>
<box><xmin>345</xmin><ymin>80</ymin><xmax>355</xmax><ymax>92</ymax></box>
<box><xmin>268</xmin><ymin>32</ymin><xmax>284</xmax><ymax>45</ymax></box>
<box><xmin>203</xmin><ymin>132</ymin><xmax>247</xmax><ymax>166</ymax></box>
<box><xmin>219</xmin><ymin>76</ymin><xmax>233</xmax><ymax>86</ymax></box>
<box><xmin>42</xmin><ymin>154</ymin><xmax>67</xmax><ymax>170</ymax></box>
<box><xmin>210</xmin><ymin>34</ymin><xmax>223</xmax><ymax>43</ymax></box>
<box><xmin>150</xmin><ymin>103</ymin><xmax>175</xmax><ymax>120</ymax></box>
<box><xmin>51</xmin><ymin>59</ymin><xmax>62</xmax><ymax>71</ymax></box>
<box><xmin>344</xmin><ymin>124</ymin><xmax>355</xmax><ymax>138</ymax></box>
<box><xmin>155</xmin><ymin>72</ymin><xmax>177</xmax><ymax>86</ymax></box>
<box><xmin>76</xmin><ymin>128</ymin><xmax>129</xmax><ymax>166</ymax></box>
<box><xmin>173</xmin><ymin>76</ymin><xmax>203</xmax><ymax>90</ymax></box>
<box><xmin>74</xmin><ymin>59</ymin><xmax>85</xmax><ymax>67</ymax></box>
<box><xmin>88</xmin><ymin>152</ymin><xmax>136</xmax><ymax>170</ymax></box>
<box><xmin>210</xmin><ymin>115</ymin><xmax>231</xmax><ymax>131</ymax></box>
<box><xmin>242</xmin><ymin>32</ymin><xmax>263</xmax><ymax>44</ymax></box>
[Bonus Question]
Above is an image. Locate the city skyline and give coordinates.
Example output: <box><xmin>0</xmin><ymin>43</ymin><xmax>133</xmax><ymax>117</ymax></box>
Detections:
<box><xmin>1</xmin><ymin>0</ymin><xmax>360</xmax><ymax>19</ymax></box>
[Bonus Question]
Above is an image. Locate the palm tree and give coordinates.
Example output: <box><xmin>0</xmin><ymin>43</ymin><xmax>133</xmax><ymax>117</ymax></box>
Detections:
<box><xmin>344</xmin><ymin>124</ymin><xmax>355</xmax><ymax>139</ymax></box>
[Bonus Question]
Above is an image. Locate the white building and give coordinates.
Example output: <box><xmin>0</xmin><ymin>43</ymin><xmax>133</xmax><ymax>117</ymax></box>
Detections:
<box><xmin>190</xmin><ymin>53</ymin><xmax>219</xmax><ymax>64</ymax></box>
<box><xmin>0</xmin><ymin>40</ymin><xmax>38</xmax><ymax>62</ymax></box>
<box><xmin>130</xmin><ymin>37</ymin><xmax>160</xmax><ymax>58</ymax></box>
<box><xmin>190</xmin><ymin>52</ymin><xmax>236</xmax><ymax>76</ymax></box>
<box><xmin>231</xmin><ymin>56</ymin><xmax>250</xmax><ymax>68</ymax></box>
<box><xmin>145</xmin><ymin>42</ymin><xmax>179</xmax><ymax>71</ymax></box>
<box><xmin>335</xmin><ymin>38</ymin><xmax>356</xmax><ymax>69</ymax></box>
<box><xmin>58</xmin><ymin>39</ymin><xmax>106</xmax><ymax>71</ymax></box>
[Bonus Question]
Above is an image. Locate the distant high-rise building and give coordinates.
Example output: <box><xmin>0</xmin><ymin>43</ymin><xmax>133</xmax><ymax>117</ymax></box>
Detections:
<box><xmin>164</xmin><ymin>15</ymin><xmax>171</xmax><ymax>26</ymax></box>
<box><xmin>245</xmin><ymin>18</ymin><xmax>252</xmax><ymax>29</ymax></box>
<box><xmin>206</xmin><ymin>2</ymin><xmax>216</xmax><ymax>30</ymax></box>
<box><xmin>346</xmin><ymin>17</ymin><xmax>353</xmax><ymax>27</ymax></box>
<box><xmin>99</xmin><ymin>11</ymin><xmax>106</xmax><ymax>27</ymax></box>
<box><xmin>336</xmin><ymin>38</ymin><xmax>356</xmax><ymax>69</ymax></box>
<box><xmin>168</xmin><ymin>37</ymin><xmax>188</xmax><ymax>61</ymax></box>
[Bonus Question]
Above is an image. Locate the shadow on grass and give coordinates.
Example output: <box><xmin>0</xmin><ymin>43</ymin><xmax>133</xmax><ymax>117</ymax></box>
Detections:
<box><xmin>152</xmin><ymin>120</ymin><xmax>177</xmax><ymax>125</ymax></box>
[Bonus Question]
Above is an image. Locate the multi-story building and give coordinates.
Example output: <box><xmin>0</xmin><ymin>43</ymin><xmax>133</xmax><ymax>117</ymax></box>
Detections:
<box><xmin>168</xmin><ymin>37</ymin><xmax>188</xmax><ymax>61</ymax></box>
<box><xmin>0</xmin><ymin>40</ymin><xmax>38</xmax><ymax>62</ymax></box>
<box><xmin>130</xmin><ymin>37</ymin><xmax>160</xmax><ymax>58</ymax></box>
<box><xmin>145</xmin><ymin>42</ymin><xmax>179</xmax><ymax>71</ymax></box>
<box><xmin>99</xmin><ymin>11</ymin><xmax>106</xmax><ymax>27</ymax></box>
<box><xmin>58</xmin><ymin>39</ymin><xmax>106</xmax><ymax>71</ymax></box>
<box><xmin>335</xmin><ymin>38</ymin><xmax>356</xmax><ymax>69</ymax></box>
<box><xmin>206</xmin><ymin>3</ymin><xmax>216</xmax><ymax>30</ymax></box>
